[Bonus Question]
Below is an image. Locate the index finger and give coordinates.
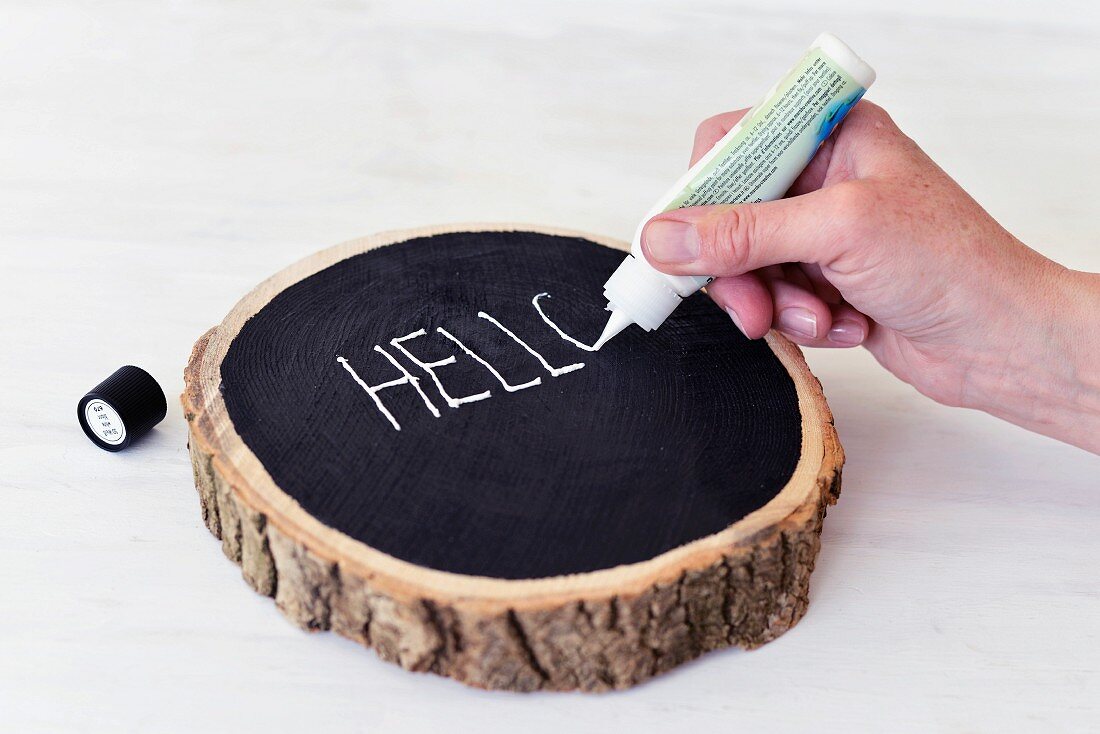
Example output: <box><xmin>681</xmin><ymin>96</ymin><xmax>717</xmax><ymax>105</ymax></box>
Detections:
<box><xmin>690</xmin><ymin>108</ymin><xmax>751</xmax><ymax>166</ymax></box>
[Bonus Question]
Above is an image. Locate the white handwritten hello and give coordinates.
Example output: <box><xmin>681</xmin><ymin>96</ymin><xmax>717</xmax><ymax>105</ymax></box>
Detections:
<box><xmin>336</xmin><ymin>293</ymin><xmax>597</xmax><ymax>431</ymax></box>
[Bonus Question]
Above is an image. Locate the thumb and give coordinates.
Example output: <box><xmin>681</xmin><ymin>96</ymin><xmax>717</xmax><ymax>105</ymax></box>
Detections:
<box><xmin>640</xmin><ymin>183</ymin><xmax>861</xmax><ymax>276</ymax></box>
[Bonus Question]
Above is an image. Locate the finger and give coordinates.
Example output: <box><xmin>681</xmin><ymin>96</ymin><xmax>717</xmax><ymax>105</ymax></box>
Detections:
<box><xmin>775</xmin><ymin>300</ymin><xmax>870</xmax><ymax>349</ymax></box>
<box><xmin>641</xmin><ymin>181</ymin><xmax>865</xmax><ymax>277</ymax></box>
<box><xmin>824</xmin><ymin>302</ymin><xmax>870</xmax><ymax>347</ymax></box>
<box><xmin>786</xmin><ymin>135</ymin><xmax>837</xmax><ymax>196</ymax></box>
<box><xmin>704</xmin><ymin>272</ymin><xmax>773</xmax><ymax>339</ymax></box>
<box><xmin>690</xmin><ymin>108</ymin><xmax>751</xmax><ymax>166</ymax></box>
<box><xmin>767</xmin><ymin>278</ymin><xmax>834</xmax><ymax>342</ymax></box>
<box><xmin>798</xmin><ymin>262</ymin><xmax>843</xmax><ymax>304</ymax></box>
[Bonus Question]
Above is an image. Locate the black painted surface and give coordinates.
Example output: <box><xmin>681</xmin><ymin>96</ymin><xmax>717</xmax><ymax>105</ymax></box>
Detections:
<box><xmin>221</xmin><ymin>231</ymin><xmax>802</xmax><ymax>579</ymax></box>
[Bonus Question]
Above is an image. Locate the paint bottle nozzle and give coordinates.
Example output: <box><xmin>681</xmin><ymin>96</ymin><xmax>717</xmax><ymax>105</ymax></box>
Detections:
<box><xmin>593</xmin><ymin>307</ymin><xmax>635</xmax><ymax>350</ymax></box>
<box><xmin>594</xmin><ymin>253</ymin><xmax>685</xmax><ymax>349</ymax></box>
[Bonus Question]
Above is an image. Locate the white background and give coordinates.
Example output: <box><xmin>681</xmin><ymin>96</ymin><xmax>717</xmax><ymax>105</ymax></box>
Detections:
<box><xmin>3</xmin><ymin>1</ymin><xmax>1099</xmax><ymax>731</ymax></box>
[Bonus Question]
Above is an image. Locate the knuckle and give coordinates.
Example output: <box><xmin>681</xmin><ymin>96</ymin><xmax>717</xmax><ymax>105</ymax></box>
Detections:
<box><xmin>860</xmin><ymin>100</ymin><xmax>890</xmax><ymax>124</ymax></box>
<box><xmin>705</xmin><ymin>207</ymin><xmax>755</xmax><ymax>273</ymax></box>
<box><xmin>700</xmin><ymin>111</ymin><xmax>730</xmax><ymax>129</ymax></box>
<box><xmin>855</xmin><ymin>100</ymin><xmax>894</xmax><ymax>131</ymax></box>
<box><xmin>848</xmin><ymin>101</ymin><xmax>901</xmax><ymax>145</ymax></box>
<box><xmin>694</xmin><ymin>115</ymin><xmax>724</xmax><ymax>141</ymax></box>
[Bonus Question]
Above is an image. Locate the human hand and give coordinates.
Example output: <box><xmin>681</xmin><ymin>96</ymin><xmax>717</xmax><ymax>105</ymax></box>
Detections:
<box><xmin>640</xmin><ymin>101</ymin><xmax>1100</xmax><ymax>453</ymax></box>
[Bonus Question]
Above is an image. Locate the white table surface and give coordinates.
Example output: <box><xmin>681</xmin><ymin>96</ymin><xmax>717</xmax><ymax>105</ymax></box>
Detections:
<box><xmin>3</xmin><ymin>1</ymin><xmax>1099</xmax><ymax>731</ymax></box>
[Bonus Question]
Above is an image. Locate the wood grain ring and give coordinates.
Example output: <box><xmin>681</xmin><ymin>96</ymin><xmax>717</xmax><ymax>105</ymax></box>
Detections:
<box><xmin>182</xmin><ymin>223</ymin><xmax>844</xmax><ymax>692</ymax></box>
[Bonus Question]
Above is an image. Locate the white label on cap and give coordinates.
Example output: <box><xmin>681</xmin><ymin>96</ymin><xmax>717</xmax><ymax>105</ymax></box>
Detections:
<box><xmin>84</xmin><ymin>399</ymin><xmax>127</xmax><ymax>445</ymax></box>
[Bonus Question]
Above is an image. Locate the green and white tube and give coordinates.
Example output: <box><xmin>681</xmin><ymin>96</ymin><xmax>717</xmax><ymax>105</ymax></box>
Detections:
<box><xmin>594</xmin><ymin>32</ymin><xmax>876</xmax><ymax>349</ymax></box>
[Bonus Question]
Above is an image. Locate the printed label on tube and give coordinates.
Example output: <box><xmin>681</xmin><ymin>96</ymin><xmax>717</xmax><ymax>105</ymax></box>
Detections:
<box><xmin>667</xmin><ymin>50</ymin><xmax>864</xmax><ymax>211</ymax></box>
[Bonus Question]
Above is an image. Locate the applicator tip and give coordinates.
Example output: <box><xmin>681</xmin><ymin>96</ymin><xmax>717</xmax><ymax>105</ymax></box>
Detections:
<box><xmin>593</xmin><ymin>307</ymin><xmax>634</xmax><ymax>350</ymax></box>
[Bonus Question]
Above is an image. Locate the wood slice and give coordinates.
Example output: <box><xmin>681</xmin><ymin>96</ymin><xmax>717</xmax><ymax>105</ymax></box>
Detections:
<box><xmin>182</xmin><ymin>224</ymin><xmax>843</xmax><ymax>692</ymax></box>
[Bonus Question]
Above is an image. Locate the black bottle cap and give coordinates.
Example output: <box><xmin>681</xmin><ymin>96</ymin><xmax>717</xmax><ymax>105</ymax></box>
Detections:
<box><xmin>78</xmin><ymin>366</ymin><xmax>167</xmax><ymax>452</ymax></box>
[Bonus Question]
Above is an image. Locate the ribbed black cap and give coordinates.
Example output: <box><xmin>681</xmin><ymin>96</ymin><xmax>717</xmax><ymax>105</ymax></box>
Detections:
<box><xmin>78</xmin><ymin>366</ymin><xmax>167</xmax><ymax>452</ymax></box>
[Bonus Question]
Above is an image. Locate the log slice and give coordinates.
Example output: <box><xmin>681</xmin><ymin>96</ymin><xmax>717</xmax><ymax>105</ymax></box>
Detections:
<box><xmin>182</xmin><ymin>224</ymin><xmax>844</xmax><ymax>691</ymax></box>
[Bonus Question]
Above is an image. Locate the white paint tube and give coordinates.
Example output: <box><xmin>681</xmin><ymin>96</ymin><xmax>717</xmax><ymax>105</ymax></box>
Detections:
<box><xmin>594</xmin><ymin>32</ymin><xmax>876</xmax><ymax>349</ymax></box>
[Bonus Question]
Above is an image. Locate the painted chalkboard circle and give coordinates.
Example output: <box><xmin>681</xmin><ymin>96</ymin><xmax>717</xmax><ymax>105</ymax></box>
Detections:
<box><xmin>183</xmin><ymin>224</ymin><xmax>844</xmax><ymax>692</ymax></box>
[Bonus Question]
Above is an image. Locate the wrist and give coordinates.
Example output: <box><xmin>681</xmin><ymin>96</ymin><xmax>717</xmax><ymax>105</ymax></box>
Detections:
<box><xmin>977</xmin><ymin>265</ymin><xmax>1100</xmax><ymax>453</ymax></box>
<box><xmin>1057</xmin><ymin>270</ymin><xmax>1100</xmax><ymax>451</ymax></box>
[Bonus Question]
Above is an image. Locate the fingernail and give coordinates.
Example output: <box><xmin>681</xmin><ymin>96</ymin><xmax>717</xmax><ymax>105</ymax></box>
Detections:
<box><xmin>778</xmin><ymin>308</ymin><xmax>818</xmax><ymax>338</ymax></box>
<box><xmin>644</xmin><ymin>220</ymin><xmax>700</xmax><ymax>263</ymax></box>
<box><xmin>725</xmin><ymin>306</ymin><xmax>749</xmax><ymax>338</ymax></box>
<box><xmin>827</xmin><ymin>319</ymin><xmax>865</xmax><ymax>346</ymax></box>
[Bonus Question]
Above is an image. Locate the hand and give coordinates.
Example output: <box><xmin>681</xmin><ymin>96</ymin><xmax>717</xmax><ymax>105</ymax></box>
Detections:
<box><xmin>640</xmin><ymin>101</ymin><xmax>1100</xmax><ymax>453</ymax></box>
